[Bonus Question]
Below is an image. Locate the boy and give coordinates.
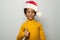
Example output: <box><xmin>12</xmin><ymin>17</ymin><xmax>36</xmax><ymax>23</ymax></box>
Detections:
<box><xmin>16</xmin><ymin>0</ymin><xmax>46</xmax><ymax>40</ymax></box>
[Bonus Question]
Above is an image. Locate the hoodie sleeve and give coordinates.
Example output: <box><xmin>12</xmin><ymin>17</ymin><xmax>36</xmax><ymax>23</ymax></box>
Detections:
<box><xmin>39</xmin><ymin>24</ymin><xmax>46</xmax><ymax>40</ymax></box>
<box><xmin>16</xmin><ymin>25</ymin><xmax>25</xmax><ymax>40</ymax></box>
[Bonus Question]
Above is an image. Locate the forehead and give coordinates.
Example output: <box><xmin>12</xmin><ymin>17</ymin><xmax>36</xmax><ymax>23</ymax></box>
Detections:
<box><xmin>27</xmin><ymin>8</ymin><xmax>34</xmax><ymax>11</ymax></box>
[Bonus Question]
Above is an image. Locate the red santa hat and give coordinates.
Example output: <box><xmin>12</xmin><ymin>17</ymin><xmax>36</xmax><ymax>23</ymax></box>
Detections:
<box><xmin>24</xmin><ymin>0</ymin><xmax>42</xmax><ymax>18</ymax></box>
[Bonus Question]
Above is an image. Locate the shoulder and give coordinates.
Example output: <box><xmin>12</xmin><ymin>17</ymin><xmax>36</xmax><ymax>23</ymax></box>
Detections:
<box><xmin>35</xmin><ymin>21</ymin><xmax>43</xmax><ymax>30</ymax></box>
<box><xmin>35</xmin><ymin>20</ymin><xmax>42</xmax><ymax>26</ymax></box>
<box><xmin>34</xmin><ymin>21</ymin><xmax>42</xmax><ymax>29</ymax></box>
<box><xmin>20</xmin><ymin>20</ymin><xmax>28</xmax><ymax>27</ymax></box>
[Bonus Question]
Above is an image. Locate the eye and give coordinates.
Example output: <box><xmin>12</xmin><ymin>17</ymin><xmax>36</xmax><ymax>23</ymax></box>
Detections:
<box><xmin>31</xmin><ymin>10</ymin><xmax>35</xmax><ymax>13</ymax></box>
<box><xmin>27</xmin><ymin>11</ymin><xmax>30</xmax><ymax>13</ymax></box>
<box><xmin>32</xmin><ymin>11</ymin><xmax>34</xmax><ymax>13</ymax></box>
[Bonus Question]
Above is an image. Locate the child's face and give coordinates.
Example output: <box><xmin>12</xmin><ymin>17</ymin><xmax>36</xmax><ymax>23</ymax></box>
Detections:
<box><xmin>25</xmin><ymin>8</ymin><xmax>36</xmax><ymax>20</ymax></box>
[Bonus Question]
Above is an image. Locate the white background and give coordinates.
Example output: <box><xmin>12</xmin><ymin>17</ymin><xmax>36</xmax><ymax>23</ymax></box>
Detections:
<box><xmin>0</xmin><ymin>0</ymin><xmax>60</xmax><ymax>40</ymax></box>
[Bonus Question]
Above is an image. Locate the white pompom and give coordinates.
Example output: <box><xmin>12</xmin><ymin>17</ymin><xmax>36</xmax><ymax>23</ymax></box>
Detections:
<box><xmin>36</xmin><ymin>12</ymin><xmax>42</xmax><ymax>18</ymax></box>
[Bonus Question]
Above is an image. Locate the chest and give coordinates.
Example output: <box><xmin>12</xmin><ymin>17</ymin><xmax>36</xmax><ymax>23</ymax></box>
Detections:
<box><xmin>23</xmin><ymin>22</ymin><xmax>40</xmax><ymax>33</ymax></box>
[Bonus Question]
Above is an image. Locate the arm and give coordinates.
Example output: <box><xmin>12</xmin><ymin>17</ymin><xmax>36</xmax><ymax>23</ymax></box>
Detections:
<box><xmin>16</xmin><ymin>25</ymin><xmax>25</xmax><ymax>40</ymax></box>
<box><xmin>39</xmin><ymin>24</ymin><xmax>46</xmax><ymax>40</ymax></box>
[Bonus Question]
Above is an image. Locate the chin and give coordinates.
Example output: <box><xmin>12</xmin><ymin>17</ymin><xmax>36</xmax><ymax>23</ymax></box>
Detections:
<box><xmin>28</xmin><ymin>18</ymin><xmax>33</xmax><ymax>20</ymax></box>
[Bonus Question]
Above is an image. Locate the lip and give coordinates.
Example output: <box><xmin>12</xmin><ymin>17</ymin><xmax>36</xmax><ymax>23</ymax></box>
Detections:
<box><xmin>28</xmin><ymin>15</ymin><xmax>33</xmax><ymax>17</ymax></box>
<box><xmin>28</xmin><ymin>16</ymin><xmax>33</xmax><ymax>17</ymax></box>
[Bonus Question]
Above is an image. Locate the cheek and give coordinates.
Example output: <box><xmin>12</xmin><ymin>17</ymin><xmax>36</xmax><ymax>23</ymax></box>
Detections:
<box><xmin>25</xmin><ymin>13</ymin><xmax>30</xmax><ymax>17</ymax></box>
<box><xmin>27</xmin><ymin>13</ymin><xmax>35</xmax><ymax>16</ymax></box>
<box><xmin>32</xmin><ymin>13</ymin><xmax>35</xmax><ymax>16</ymax></box>
<box><xmin>26</xmin><ymin>13</ymin><xmax>30</xmax><ymax>16</ymax></box>
<box><xmin>26</xmin><ymin>13</ymin><xmax>35</xmax><ymax>17</ymax></box>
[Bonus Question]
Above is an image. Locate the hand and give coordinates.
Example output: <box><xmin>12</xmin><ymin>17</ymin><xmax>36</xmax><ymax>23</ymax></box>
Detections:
<box><xmin>24</xmin><ymin>28</ymin><xmax>30</xmax><ymax>37</ymax></box>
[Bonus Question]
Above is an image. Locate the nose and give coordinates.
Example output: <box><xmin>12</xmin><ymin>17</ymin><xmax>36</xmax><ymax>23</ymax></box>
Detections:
<box><xmin>29</xmin><ymin>12</ymin><xmax>32</xmax><ymax>15</ymax></box>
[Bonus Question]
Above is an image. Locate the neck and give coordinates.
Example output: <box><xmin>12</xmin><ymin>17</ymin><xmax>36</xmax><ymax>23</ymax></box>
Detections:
<box><xmin>28</xmin><ymin>18</ymin><xmax>34</xmax><ymax>20</ymax></box>
<box><xmin>27</xmin><ymin>19</ymin><xmax>35</xmax><ymax>22</ymax></box>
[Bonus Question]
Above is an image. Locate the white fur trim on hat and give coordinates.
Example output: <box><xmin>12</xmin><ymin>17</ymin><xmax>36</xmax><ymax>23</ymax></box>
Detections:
<box><xmin>24</xmin><ymin>3</ymin><xmax>38</xmax><ymax>12</ymax></box>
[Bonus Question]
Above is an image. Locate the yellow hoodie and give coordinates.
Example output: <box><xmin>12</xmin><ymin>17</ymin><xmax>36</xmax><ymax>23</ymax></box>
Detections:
<box><xmin>16</xmin><ymin>19</ymin><xmax>46</xmax><ymax>40</ymax></box>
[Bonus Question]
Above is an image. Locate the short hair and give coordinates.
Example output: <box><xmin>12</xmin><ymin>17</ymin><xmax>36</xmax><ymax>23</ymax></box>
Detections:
<box><xmin>24</xmin><ymin>8</ymin><xmax>36</xmax><ymax>15</ymax></box>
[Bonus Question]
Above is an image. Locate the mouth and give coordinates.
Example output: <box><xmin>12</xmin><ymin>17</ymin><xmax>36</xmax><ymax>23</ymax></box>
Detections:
<box><xmin>28</xmin><ymin>16</ymin><xmax>33</xmax><ymax>18</ymax></box>
<box><xmin>28</xmin><ymin>15</ymin><xmax>33</xmax><ymax>17</ymax></box>
<box><xmin>28</xmin><ymin>16</ymin><xmax>34</xmax><ymax>19</ymax></box>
